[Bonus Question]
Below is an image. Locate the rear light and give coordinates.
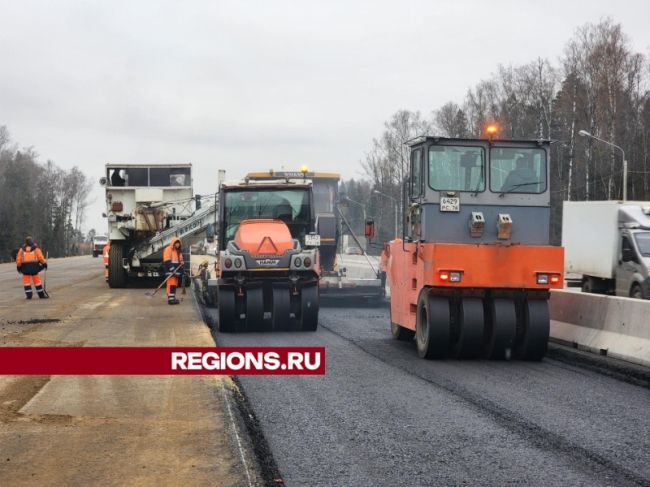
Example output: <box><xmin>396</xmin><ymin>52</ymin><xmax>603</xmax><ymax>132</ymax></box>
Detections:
<box><xmin>439</xmin><ymin>270</ymin><xmax>462</xmax><ymax>283</ymax></box>
<box><xmin>536</xmin><ymin>273</ymin><xmax>560</xmax><ymax>285</ymax></box>
<box><xmin>111</xmin><ymin>201</ymin><xmax>123</xmax><ymax>212</ymax></box>
<box><xmin>224</xmin><ymin>258</ymin><xmax>233</xmax><ymax>269</ymax></box>
<box><xmin>234</xmin><ymin>258</ymin><xmax>242</xmax><ymax>269</ymax></box>
<box><xmin>303</xmin><ymin>257</ymin><xmax>311</xmax><ymax>268</ymax></box>
<box><xmin>294</xmin><ymin>257</ymin><xmax>302</xmax><ymax>268</ymax></box>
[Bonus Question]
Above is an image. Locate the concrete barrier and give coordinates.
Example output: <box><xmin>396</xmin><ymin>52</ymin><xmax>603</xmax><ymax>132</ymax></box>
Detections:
<box><xmin>550</xmin><ymin>289</ymin><xmax>650</xmax><ymax>367</ymax></box>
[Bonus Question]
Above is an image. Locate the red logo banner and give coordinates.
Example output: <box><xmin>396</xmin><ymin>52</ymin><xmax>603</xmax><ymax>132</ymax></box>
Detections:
<box><xmin>0</xmin><ymin>347</ymin><xmax>326</xmax><ymax>375</ymax></box>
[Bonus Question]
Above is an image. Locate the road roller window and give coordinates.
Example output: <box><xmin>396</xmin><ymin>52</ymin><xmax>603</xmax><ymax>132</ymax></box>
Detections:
<box><xmin>410</xmin><ymin>149</ymin><xmax>423</xmax><ymax>198</ymax></box>
<box><xmin>223</xmin><ymin>188</ymin><xmax>312</xmax><ymax>244</ymax></box>
<box><xmin>428</xmin><ymin>145</ymin><xmax>485</xmax><ymax>192</ymax></box>
<box><xmin>490</xmin><ymin>147</ymin><xmax>547</xmax><ymax>194</ymax></box>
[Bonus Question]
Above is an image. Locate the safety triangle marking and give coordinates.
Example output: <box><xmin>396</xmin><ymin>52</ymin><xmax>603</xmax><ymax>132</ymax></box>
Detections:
<box><xmin>257</xmin><ymin>236</ymin><xmax>278</xmax><ymax>255</ymax></box>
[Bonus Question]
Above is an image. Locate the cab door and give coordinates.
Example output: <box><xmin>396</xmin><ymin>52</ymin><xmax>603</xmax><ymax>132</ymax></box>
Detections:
<box><xmin>616</xmin><ymin>234</ymin><xmax>637</xmax><ymax>296</ymax></box>
<box><xmin>407</xmin><ymin>148</ymin><xmax>423</xmax><ymax>241</ymax></box>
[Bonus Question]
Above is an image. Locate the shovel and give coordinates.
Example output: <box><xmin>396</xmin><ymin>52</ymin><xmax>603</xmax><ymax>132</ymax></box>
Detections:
<box><xmin>145</xmin><ymin>263</ymin><xmax>184</xmax><ymax>298</ymax></box>
<box><xmin>41</xmin><ymin>251</ymin><xmax>50</xmax><ymax>298</ymax></box>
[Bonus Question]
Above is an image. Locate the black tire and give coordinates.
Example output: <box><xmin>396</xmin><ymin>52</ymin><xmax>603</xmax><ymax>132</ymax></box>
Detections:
<box><xmin>218</xmin><ymin>287</ymin><xmax>238</xmax><ymax>333</ymax></box>
<box><xmin>245</xmin><ymin>287</ymin><xmax>264</xmax><ymax>331</ymax></box>
<box><xmin>108</xmin><ymin>243</ymin><xmax>127</xmax><ymax>288</ymax></box>
<box><xmin>300</xmin><ymin>284</ymin><xmax>319</xmax><ymax>331</ymax></box>
<box><xmin>451</xmin><ymin>298</ymin><xmax>484</xmax><ymax>359</ymax></box>
<box><xmin>272</xmin><ymin>286</ymin><xmax>291</xmax><ymax>331</ymax></box>
<box><xmin>515</xmin><ymin>299</ymin><xmax>549</xmax><ymax>361</ymax></box>
<box><xmin>630</xmin><ymin>283</ymin><xmax>643</xmax><ymax>300</ymax></box>
<box><xmin>390</xmin><ymin>287</ymin><xmax>415</xmax><ymax>341</ymax></box>
<box><xmin>92</xmin><ymin>251</ymin><xmax>98</xmax><ymax>258</ymax></box>
<box><xmin>483</xmin><ymin>298</ymin><xmax>516</xmax><ymax>360</ymax></box>
<box><xmin>391</xmin><ymin>322</ymin><xmax>415</xmax><ymax>341</ymax></box>
<box><xmin>416</xmin><ymin>290</ymin><xmax>450</xmax><ymax>359</ymax></box>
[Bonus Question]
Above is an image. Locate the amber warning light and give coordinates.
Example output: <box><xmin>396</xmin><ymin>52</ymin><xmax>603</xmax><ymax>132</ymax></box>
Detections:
<box><xmin>486</xmin><ymin>125</ymin><xmax>498</xmax><ymax>137</ymax></box>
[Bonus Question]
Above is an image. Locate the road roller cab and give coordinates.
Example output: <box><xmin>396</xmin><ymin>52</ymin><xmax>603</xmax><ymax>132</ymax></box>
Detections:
<box><xmin>212</xmin><ymin>178</ymin><xmax>321</xmax><ymax>332</ymax></box>
<box><xmin>384</xmin><ymin>133</ymin><xmax>564</xmax><ymax>360</ymax></box>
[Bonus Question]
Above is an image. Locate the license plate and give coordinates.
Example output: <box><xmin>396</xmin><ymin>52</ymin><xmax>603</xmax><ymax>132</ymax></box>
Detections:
<box><xmin>440</xmin><ymin>197</ymin><xmax>460</xmax><ymax>212</ymax></box>
<box><xmin>305</xmin><ymin>234</ymin><xmax>321</xmax><ymax>246</ymax></box>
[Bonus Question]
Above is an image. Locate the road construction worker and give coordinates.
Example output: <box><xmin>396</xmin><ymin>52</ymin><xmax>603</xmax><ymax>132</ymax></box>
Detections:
<box><xmin>102</xmin><ymin>240</ymin><xmax>111</xmax><ymax>282</ymax></box>
<box><xmin>16</xmin><ymin>237</ymin><xmax>48</xmax><ymax>299</ymax></box>
<box><xmin>163</xmin><ymin>237</ymin><xmax>184</xmax><ymax>305</ymax></box>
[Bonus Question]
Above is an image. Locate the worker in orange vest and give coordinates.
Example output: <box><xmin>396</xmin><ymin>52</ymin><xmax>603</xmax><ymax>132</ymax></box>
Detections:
<box><xmin>163</xmin><ymin>237</ymin><xmax>184</xmax><ymax>305</ymax></box>
<box><xmin>102</xmin><ymin>240</ymin><xmax>111</xmax><ymax>282</ymax></box>
<box><xmin>16</xmin><ymin>236</ymin><xmax>48</xmax><ymax>299</ymax></box>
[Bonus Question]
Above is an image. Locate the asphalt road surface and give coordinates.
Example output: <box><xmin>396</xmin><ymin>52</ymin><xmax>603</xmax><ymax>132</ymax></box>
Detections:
<box><xmin>208</xmin><ymin>301</ymin><xmax>650</xmax><ymax>486</ymax></box>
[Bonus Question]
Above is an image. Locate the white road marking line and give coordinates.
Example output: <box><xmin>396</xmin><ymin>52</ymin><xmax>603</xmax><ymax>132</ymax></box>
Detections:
<box><xmin>221</xmin><ymin>384</ymin><xmax>254</xmax><ymax>487</ymax></box>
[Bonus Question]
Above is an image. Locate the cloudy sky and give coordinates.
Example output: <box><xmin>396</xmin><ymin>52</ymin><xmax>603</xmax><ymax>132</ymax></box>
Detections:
<box><xmin>1</xmin><ymin>0</ymin><xmax>649</xmax><ymax>233</ymax></box>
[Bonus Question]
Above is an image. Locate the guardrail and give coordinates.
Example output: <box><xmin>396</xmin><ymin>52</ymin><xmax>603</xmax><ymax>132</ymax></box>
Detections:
<box><xmin>550</xmin><ymin>289</ymin><xmax>650</xmax><ymax>367</ymax></box>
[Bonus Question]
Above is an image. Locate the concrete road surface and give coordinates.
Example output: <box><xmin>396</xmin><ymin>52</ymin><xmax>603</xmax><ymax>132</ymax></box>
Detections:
<box><xmin>209</xmin><ymin>302</ymin><xmax>650</xmax><ymax>486</ymax></box>
<box><xmin>0</xmin><ymin>256</ymin><xmax>257</xmax><ymax>486</ymax></box>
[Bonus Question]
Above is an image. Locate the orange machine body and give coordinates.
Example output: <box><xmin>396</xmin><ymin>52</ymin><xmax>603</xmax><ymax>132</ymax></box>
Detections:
<box><xmin>387</xmin><ymin>241</ymin><xmax>564</xmax><ymax>330</ymax></box>
<box><xmin>234</xmin><ymin>219</ymin><xmax>294</xmax><ymax>256</ymax></box>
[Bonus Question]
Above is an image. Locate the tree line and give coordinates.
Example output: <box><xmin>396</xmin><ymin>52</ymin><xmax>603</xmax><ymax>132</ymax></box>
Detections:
<box><xmin>0</xmin><ymin>126</ymin><xmax>93</xmax><ymax>261</ymax></box>
<box><xmin>350</xmin><ymin>19</ymin><xmax>650</xmax><ymax>245</ymax></box>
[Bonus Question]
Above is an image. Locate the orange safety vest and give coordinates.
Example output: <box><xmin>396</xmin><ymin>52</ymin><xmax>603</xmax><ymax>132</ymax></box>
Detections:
<box><xmin>102</xmin><ymin>242</ymin><xmax>111</xmax><ymax>266</ymax></box>
<box><xmin>163</xmin><ymin>238</ymin><xmax>183</xmax><ymax>274</ymax></box>
<box><xmin>16</xmin><ymin>244</ymin><xmax>46</xmax><ymax>276</ymax></box>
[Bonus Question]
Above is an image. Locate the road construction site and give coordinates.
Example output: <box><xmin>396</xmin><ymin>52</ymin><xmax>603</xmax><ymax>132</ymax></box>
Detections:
<box><xmin>1</xmin><ymin>255</ymin><xmax>649</xmax><ymax>486</ymax></box>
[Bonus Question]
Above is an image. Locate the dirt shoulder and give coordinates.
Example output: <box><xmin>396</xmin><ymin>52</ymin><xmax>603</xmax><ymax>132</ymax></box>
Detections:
<box><xmin>0</xmin><ymin>256</ymin><xmax>259</xmax><ymax>486</ymax></box>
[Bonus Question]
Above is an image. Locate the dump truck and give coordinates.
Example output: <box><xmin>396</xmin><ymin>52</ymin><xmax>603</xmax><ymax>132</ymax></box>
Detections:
<box><xmin>101</xmin><ymin>163</ymin><xmax>217</xmax><ymax>287</ymax></box>
<box><xmin>246</xmin><ymin>170</ymin><xmax>385</xmax><ymax>300</ymax></box>
<box><xmin>92</xmin><ymin>234</ymin><xmax>108</xmax><ymax>258</ymax></box>
<box><xmin>204</xmin><ymin>172</ymin><xmax>321</xmax><ymax>332</ymax></box>
<box><xmin>563</xmin><ymin>200</ymin><xmax>650</xmax><ymax>298</ymax></box>
<box><xmin>382</xmin><ymin>134</ymin><xmax>564</xmax><ymax>360</ymax></box>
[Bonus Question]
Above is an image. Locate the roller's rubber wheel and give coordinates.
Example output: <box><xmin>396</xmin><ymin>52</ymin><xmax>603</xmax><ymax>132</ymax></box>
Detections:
<box><xmin>416</xmin><ymin>291</ymin><xmax>450</xmax><ymax>359</ymax></box>
<box><xmin>272</xmin><ymin>286</ymin><xmax>291</xmax><ymax>331</ymax></box>
<box><xmin>391</xmin><ymin>322</ymin><xmax>415</xmax><ymax>341</ymax></box>
<box><xmin>217</xmin><ymin>287</ymin><xmax>238</xmax><ymax>333</ymax></box>
<box><xmin>245</xmin><ymin>288</ymin><xmax>264</xmax><ymax>331</ymax></box>
<box><xmin>207</xmin><ymin>288</ymin><xmax>218</xmax><ymax>308</ymax></box>
<box><xmin>483</xmin><ymin>298</ymin><xmax>516</xmax><ymax>360</ymax></box>
<box><xmin>515</xmin><ymin>299</ymin><xmax>549</xmax><ymax>361</ymax></box>
<box><xmin>390</xmin><ymin>289</ymin><xmax>415</xmax><ymax>340</ymax></box>
<box><xmin>300</xmin><ymin>285</ymin><xmax>319</xmax><ymax>331</ymax></box>
<box><xmin>108</xmin><ymin>243</ymin><xmax>127</xmax><ymax>288</ymax></box>
<box><xmin>451</xmin><ymin>298</ymin><xmax>484</xmax><ymax>359</ymax></box>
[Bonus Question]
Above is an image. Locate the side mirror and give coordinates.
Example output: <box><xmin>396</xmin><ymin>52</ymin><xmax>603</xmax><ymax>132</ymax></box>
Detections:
<box><xmin>365</xmin><ymin>218</ymin><xmax>375</xmax><ymax>240</ymax></box>
<box><xmin>622</xmin><ymin>248</ymin><xmax>635</xmax><ymax>262</ymax></box>
<box><xmin>99</xmin><ymin>176</ymin><xmax>107</xmax><ymax>186</ymax></box>
<box><xmin>205</xmin><ymin>223</ymin><xmax>215</xmax><ymax>243</ymax></box>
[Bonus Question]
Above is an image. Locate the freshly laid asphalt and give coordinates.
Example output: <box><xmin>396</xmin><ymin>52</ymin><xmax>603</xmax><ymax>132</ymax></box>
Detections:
<box><xmin>209</xmin><ymin>301</ymin><xmax>650</xmax><ymax>486</ymax></box>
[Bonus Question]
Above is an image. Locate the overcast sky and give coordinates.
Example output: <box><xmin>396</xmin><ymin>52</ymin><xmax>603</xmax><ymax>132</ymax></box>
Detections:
<box><xmin>1</xmin><ymin>0</ymin><xmax>649</xmax><ymax>233</ymax></box>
